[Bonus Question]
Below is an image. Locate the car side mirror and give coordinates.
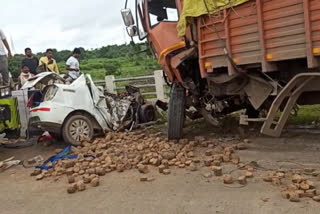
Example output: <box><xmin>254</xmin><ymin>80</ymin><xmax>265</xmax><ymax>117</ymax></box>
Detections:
<box><xmin>121</xmin><ymin>8</ymin><xmax>135</xmax><ymax>27</ymax></box>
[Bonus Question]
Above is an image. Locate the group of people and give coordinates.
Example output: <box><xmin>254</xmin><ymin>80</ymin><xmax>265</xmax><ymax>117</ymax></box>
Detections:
<box><xmin>0</xmin><ymin>28</ymin><xmax>82</xmax><ymax>89</ymax></box>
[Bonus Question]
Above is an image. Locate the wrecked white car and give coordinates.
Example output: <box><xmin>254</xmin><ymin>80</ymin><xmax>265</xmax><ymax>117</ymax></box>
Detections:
<box><xmin>22</xmin><ymin>72</ymin><xmax>156</xmax><ymax>145</ymax></box>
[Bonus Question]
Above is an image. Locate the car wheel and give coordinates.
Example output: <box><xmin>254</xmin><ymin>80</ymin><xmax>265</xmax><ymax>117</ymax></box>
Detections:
<box><xmin>62</xmin><ymin>114</ymin><xmax>94</xmax><ymax>146</ymax></box>
<box><xmin>139</xmin><ymin>104</ymin><xmax>156</xmax><ymax>123</ymax></box>
<box><xmin>168</xmin><ymin>82</ymin><xmax>186</xmax><ymax>140</ymax></box>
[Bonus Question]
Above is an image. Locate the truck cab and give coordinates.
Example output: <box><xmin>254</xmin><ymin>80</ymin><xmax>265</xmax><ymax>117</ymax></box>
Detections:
<box><xmin>122</xmin><ymin>0</ymin><xmax>192</xmax><ymax>83</ymax></box>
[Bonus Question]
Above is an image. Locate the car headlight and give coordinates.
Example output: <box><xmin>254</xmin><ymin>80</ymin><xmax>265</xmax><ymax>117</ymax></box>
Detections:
<box><xmin>44</xmin><ymin>85</ymin><xmax>58</xmax><ymax>101</ymax></box>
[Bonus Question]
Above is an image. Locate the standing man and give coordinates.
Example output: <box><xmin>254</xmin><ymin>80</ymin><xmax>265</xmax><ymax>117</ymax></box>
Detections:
<box><xmin>0</xmin><ymin>29</ymin><xmax>12</xmax><ymax>86</ymax></box>
<box><xmin>39</xmin><ymin>49</ymin><xmax>59</xmax><ymax>74</ymax></box>
<box><xmin>66</xmin><ymin>48</ymin><xmax>81</xmax><ymax>80</ymax></box>
<box><xmin>21</xmin><ymin>48</ymin><xmax>38</xmax><ymax>75</ymax></box>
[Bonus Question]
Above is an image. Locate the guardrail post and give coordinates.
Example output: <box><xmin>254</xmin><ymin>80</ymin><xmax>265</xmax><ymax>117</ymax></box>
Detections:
<box><xmin>105</xmin><ymin>75</ymin><xmax>115</xmax><ymax>93</ymax></box>
<box><xmin>154</xmin><ymin>70</ymin><xmax>165</xmax><ymax>100</ymax></box>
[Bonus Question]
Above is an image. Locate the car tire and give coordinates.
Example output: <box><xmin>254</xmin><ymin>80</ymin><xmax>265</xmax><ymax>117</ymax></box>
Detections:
<box><xmin>168</xmin><ymin>82</ymin><xmax>186</xmax><ymax>140</ymax></box>
<box><xmin>62</xmin><ymin>114</ymin><xmax>94</xmax><ymax>146</ymax></box>
<box><xmin>139</xmin><ymin>104</ymin><xmax>156</xmax><ymax>123</ymax></box>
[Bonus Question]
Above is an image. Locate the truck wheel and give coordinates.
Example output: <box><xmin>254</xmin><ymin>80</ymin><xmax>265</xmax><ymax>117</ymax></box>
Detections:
<box><xmin>62</xmin><ymin>114</ymin><xmax>94</xmax><ymax>146</ymax></box>
<box><xmin>168</xmin><ymin>83</ymin><xmax>186</xmax><ymax>139</ymax></box>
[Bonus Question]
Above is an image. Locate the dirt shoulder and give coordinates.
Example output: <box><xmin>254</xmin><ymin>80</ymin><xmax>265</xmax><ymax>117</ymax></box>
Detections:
<box><xmin>1</xmin><ymin>129</ymin><xmax>320</xmax><ymax>214</ymax></box>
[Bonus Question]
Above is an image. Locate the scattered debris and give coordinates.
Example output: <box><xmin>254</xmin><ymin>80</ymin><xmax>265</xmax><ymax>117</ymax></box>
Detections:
<box><xmin>137</xmin><ymin>164</ymin><xmax>149</xmax><ymax>174</ymax></box>
<box><xmin>263</xmin><ymin>169</ymin><xmax>320</xmax><ymax>203</ymax></box>
<box><xmin>68</xmin><ymin>176</ymin><xmax>75</xmax><ymax>184</ymax></box>
<box><xmin>313</xmin><ymin>196</ymin><xmax>320</xmax><ymax>202</ymax></box>
<box><xmin>28</xmin><ymin>132</ymin><xmax>253</xmax><ymax>194</ymax></box>
<box><xmin>140</xmin><ymin>176</ymin><xmax>148</xmax><ymax>182</ymax></box>
<box><xmin>36</xmin><ymin>173</ymin><xmax>45</xmax><ymax>180</ymax></box>
<box><xmin>67</xmin><ymin>183</ymin><xmax>77</xmax><ymax>194</ymax></box>
<box><xmin>140</xmin><ymin>176</ymin><xmax>155</xmax><ymax>182</ymax></box>
<box><xmin>243</xmin><ymin>139</ymin><xmax>250</xmax><ymax>144</ymax></box>
<box><xmin>77</xmin><ymin>180</ymin><xmax>86</xmax><ymax>191</ymax></box>
<box><xmin>188</xmin><ymin>164</ymin><xmax>197</xmax><ymax>172</ymax></box>
<box><xmin>22</xmin><ymin>155</ymin><xmax>44</xmax><ymax>168</ymax></box>
<box><xmin>147</xmin><ymin>177</ymin><xmax>155</xmax><ymax>182</ymax></box>
<box><xmin>0</xmin><ymin>157</ymin><xmax>21</xmax><ymax>172</ymax></box>
<box><xmin>211</xmin><ymin>166</ymin><xmax>222</xmax><ymax>176</ymax></box>
<box><xmin>202</xmin><ymin>172</ymin><xmax>212</xmax><ymax>178</ymax></box>
<box><xmin>30</xmin><ymin>169</ymin><xmax>42</xmax><ymax>176</ymax></box>
<box><xmin>245</xmin><ymin>171</ymin><xmax>254</xmax><ymax>178</ymax></box>
<box><xmin>237</xmin><ymin>176</ymin><xmax>247</xmax><ymax>185</ymax></box>
<box><xmin>223</xmin><ymin>174</ymin><xmax>233</xmax><ymax>184</ymax></box>
<box><xmin>236</xmin><ymin>143</ymin><xmax>248</xmax><ymax>150</ymax></box>
<box><xmin>27</xmin><ymin>131</ymin><xmax>320</xmax><ymax>203</ymax></box>
<box><xmin>289</xmin><ymin>194</ymin><xmax>300</xmax><ymax>202</ymax></box>
<box><xmin>90</xmin><ymin>177</ymin><xmax>100</xmax><ymax>187</ymax></box>
<box><xmin>163</xmin><ymin>169</ymin><xmax>171</xmax><ymax>175</ymax></box>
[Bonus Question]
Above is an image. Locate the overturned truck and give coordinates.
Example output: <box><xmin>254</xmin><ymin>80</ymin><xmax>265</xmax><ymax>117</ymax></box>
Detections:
<box><xmin>122</xmin><ymin>0</ymin><xmax>320</xmax><ymax>139</ymax></box>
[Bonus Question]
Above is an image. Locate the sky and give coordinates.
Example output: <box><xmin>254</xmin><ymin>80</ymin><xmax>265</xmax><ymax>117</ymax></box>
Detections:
<box><xmin>0</xmin><ymin>0</ymin><xmax>134</xmax><ymax>54</ymax></box>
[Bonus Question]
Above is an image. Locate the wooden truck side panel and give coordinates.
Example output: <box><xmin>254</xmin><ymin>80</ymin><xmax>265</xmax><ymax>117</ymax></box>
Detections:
<box><xmin>198</xmin><ymin>0</ymin><xmax>320</xmax><ymax>78</ymax></box>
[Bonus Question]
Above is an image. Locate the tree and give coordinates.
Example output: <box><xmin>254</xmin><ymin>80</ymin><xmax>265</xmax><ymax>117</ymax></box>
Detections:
<box><xmin>8</xmin><ymin>42</ymin><xmax>160</xmax><ymax>81</ymax></box>
<box><xmin>8</xmin><ymin>54</ymin><xmax>24</xmax><ymax>79</ymax></box>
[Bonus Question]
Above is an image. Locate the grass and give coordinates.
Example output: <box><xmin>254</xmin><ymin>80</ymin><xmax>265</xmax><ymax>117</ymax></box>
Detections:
<box><xmin>287</xmin><ymin>105</ymin><xmax>320</xmax><ymax>125</ymax></box>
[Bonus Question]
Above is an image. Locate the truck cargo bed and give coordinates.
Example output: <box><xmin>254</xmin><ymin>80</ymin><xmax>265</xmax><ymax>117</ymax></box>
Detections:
<box><xmin>198</xmin><ymin>0</ymin><xmax>320</xmax><ymax>77</ymax></box>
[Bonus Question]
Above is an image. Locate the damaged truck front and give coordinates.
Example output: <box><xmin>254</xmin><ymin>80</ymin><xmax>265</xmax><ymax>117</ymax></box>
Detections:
<box><xmin>122</xmin><ymin>0</ymin><xmax>320</xmax><ymax>139</ymax></box>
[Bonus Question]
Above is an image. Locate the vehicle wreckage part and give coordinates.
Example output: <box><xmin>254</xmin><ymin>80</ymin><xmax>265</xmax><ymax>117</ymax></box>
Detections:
<box><xmin>240</xmin><ymin>114</ymin><xmax>266</xmax><ymax>126</ymax></box>
<box><xmin>261</xmin><ymin>73</ymin><xmax>320</xmax><ymax>137</ymax></box>
<box><xmin>139</xmin><ymin>104</ymin><xmax>156</xmax><ymax>123</ymax></box>
<box><xmin>243</xmin><ymin>76</ymin><xmax>274</xmax><ymax>110</ymax></box>
<box><xmin>62</xmin><ymin>114</ymin><xmax>94</xmax><ymax>146</ymax></box>
<box><xmin>198</xmin><ymin>108</ymin><xmax>219</xmax><ymax>127</ymax></box>
<box><xmin>168</xmin><ymin>83</ymin><xmax>186</xmax><ymax>140</ymax></box>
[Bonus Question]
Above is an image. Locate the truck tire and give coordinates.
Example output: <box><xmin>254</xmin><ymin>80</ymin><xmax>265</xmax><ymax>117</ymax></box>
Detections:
<box><xmin>62</xmin><ymin>114</ymin><xmax>94</xmax><ymax>146</ymax></box>
<box><xmin>168</xmin><ymin>83</ymin><xmax>186</xmax><ymax>140</ymax></box>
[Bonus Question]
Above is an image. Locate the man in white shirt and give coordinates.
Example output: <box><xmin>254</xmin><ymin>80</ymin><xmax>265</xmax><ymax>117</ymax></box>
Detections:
<box><xmin>0</xmin><ymin>29</ymin><xmax>12</xmax><ymax>86</ymax></box>
<box><xmin>66</xmin><ymin>48</ymin><xmax>81</xmax><ymax>80</ymax></box>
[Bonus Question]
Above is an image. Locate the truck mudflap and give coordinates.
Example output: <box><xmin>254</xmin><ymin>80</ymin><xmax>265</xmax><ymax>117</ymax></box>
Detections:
<box><xmin>261</xmin><ymin>73</ymin><xmax>320</xmax><ymax>137</ymax></box>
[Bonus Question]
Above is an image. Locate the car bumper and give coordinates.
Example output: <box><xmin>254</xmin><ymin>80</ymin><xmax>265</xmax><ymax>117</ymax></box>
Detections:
<box><xmin>29</xmin><ymin>116</ymin><xmax>62</xmax><ymax>133</ymax></box>
<box><xmin>29</xmin><ymin>106</ymin><xmax>67</xmax><ymax>134</ymax></box>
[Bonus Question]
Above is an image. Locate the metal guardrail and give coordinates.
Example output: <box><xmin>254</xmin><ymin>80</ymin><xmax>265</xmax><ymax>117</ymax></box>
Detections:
<box><xmin>114</xmin><ymin>75</ymin><xmax>155</xmax><ymax>82</ymax></box>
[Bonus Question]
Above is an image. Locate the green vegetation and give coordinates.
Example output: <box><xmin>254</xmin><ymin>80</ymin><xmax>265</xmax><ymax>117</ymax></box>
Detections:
<box><xmin>287</xmin><ymin>105</ymin><xmax>320</xmax><ymax>125</ymax></box>
<box><xmin>9</xmin><ymin>43</ymin><xmax>160</xmax><ymax>81</ymax></box>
